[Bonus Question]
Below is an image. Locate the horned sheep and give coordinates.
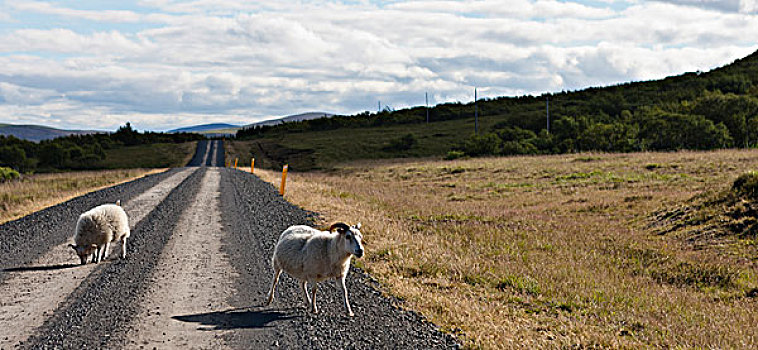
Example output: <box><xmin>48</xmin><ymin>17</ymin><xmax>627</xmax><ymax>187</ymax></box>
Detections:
<box><xmin>69</xmin><ymin>200</ymin><xmax>130</xmax><ymax>265</ymax></box>
<box><xmin>266</xmin><ymin>222</ymin><xmax>364</xmax><ymax>316</ymax></box>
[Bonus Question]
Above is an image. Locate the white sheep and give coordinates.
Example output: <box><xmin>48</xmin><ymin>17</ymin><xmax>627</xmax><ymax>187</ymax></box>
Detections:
<box><xmin>266</xmin><ymin>222</ymin><xmax>364</xmax><ymax>316</ymax></box>
<box><xmin>69</xmin><ymin>200</ymin><xmax>130</xmax><ymax>265</ymax></box>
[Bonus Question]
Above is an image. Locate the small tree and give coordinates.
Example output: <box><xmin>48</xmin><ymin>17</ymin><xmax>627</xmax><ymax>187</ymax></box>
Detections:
<box><xmin>0</xmin><ymin>145</ymin><xmax>28</xmax><ymax>171</ymax></box>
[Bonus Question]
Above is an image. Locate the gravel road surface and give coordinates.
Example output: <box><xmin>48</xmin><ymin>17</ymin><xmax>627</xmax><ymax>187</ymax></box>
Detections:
<box><xmin>0</xmin><ymin>140</ymin><xmax>458</xmax><ymax>349</ymax></box>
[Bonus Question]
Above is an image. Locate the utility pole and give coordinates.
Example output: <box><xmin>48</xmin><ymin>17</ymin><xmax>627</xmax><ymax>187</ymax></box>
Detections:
<box><xmin>425</xmin><ymin>92</ymin><xmax>429</xmax><ymax>123</ymax></box>
<box><xmin>378</xmin><ymin>100</ymin><xmax>381</xmax><ymax>113</ymax></box>
<box><xmin>474</xmin><ymin>88</ymin><xmax>479</xmax><ymax>135</ymax></box>
<box><xmin>546</xmin><ymin>96</ymin><xmax>550</xmax><ymax>134</ymax></box>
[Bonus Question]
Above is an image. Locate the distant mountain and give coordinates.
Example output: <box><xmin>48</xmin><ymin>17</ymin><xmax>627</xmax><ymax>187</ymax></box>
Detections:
<box><xmin>167</xmin><ymin>112</ymin><xmax>335</xmax><ymax>136</ymax></box>
<box><xmin>0</xmin><ymin>124</ymin><xmax>102</xmax><ymax>142</ymax></box>
<box><xmin>245</xmin><ymin>112</ymin><xmax>335</xmax><ymax>127</ymax></box>
<box><xmin>168</xmin><ymin>123</ymin><xmax>242</xmax><ymax>133</ymax></box>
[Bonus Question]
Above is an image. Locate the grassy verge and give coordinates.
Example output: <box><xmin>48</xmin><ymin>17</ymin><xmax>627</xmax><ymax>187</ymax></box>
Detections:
<box><xmin>99</xmin><ymin>141</ymin><xmax>197</xmax><ymax>169</ymax></box>
<box><xmin>245</xmin><ymin>149</ymin><xmax>758</xmax><ymax>349</ymax></box>
<box><xmin>0</xmin><ymin>169</ymin><xmax>165</xmax><ymax>224</ymax></box>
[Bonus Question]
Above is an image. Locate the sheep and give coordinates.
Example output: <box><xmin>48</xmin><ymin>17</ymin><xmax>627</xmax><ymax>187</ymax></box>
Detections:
<box><xmin>69</xmin><ymin>200</ymin><xmax>130</xmax><ymax>265</ymax></box>
<box><xmin>266</xmin><ymin>222</ymin><xmax>364</xmax><ymax>316</ymax></box>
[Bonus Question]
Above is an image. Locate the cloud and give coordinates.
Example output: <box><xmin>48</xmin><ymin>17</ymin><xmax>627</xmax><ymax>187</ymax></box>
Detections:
<box><xmin>0</xmin><ymin>0</ymin><xmax>757</xmax><ymax>131</ymax></box>
<box><xmin>10</xmin><ymin>1</ymin><xmax>144</xmax><ymax>22</ymax></box>
<box><xmin>653</xmin><ymin>0</ymin><xmax>758</xmax><ymax>14</ymax></box>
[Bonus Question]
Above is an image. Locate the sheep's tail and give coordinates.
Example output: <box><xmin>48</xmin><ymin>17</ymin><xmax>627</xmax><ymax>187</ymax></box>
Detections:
<box><xmin>116</xmin><ymin>200</ymin><xmax>121</xmax><ymax>206</ymax></box>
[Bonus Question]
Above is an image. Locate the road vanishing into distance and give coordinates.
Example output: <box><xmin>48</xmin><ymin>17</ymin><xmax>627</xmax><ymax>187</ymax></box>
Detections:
<box><xmin>0</xmin><ymin>140</ymin><xmax>458</xmax><ymax>349</ymax></box>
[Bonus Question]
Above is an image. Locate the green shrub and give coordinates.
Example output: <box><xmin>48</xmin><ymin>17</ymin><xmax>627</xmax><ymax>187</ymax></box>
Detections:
<box><xmin>462</xmin><ymin>133</ymin><xmax>501</xmax><ymax>156</ymax></box>
<box><xmin>501</xmin><ymin>140</ymin><xmax>538</xmax><ymax>155</ymax></box>
<box><xmin>0</xmin><ymin>167</ymin><xmax>20</xmax><ymax>182</ymax></box>
<box><xmin>444</xmin><ymin>150</ymin><xmax>465</xmax><ymax>160</ymax></box>
<box><xmin>383</xmin><ymin>133</ymin><xmax>417</xmax><ymax>152</ymax></box>
<box><xmin>733</xmin><ymin>171</ymin><xmax>758</xmax><ymax>198</ymax></box>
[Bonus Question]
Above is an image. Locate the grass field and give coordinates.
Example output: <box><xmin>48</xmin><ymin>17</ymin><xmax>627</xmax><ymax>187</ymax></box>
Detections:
<box><xmin>0</xmin><ymin>169</ymin><xmax>164</xmax><ymax>224</ymax></box>
<box><xmin>99</xmin><ymin>141</ymin><xmax>197</xmax><ymax>169</ymax></box>
<box><xmin>245</xmin><ymin>149</ymin><xmax>758</xmax><ymax>349</ymax></box>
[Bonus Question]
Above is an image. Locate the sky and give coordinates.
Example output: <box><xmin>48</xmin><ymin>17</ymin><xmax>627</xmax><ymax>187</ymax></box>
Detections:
<box><xmin>0</xmin><ymin>0</ymin><xmax>757</xmax><ymax>131</ymax></box>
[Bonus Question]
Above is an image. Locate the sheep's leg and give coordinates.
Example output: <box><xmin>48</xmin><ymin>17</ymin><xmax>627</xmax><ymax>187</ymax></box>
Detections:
<box><xmin>102</xmin><ymin>242</ymin><xmax>110</xmax><ymax>260</ymax></box>
<box><xmin>266</xmin><ymin>268</ymin><xmax>282</xmax><ymax>305</ymax></box>
<box><xmin>92</xmin><ymin>247</ymin><xmax>100</xmax><ymax>263</ymax></box>
<box><xmin>300</xmin><ymin>280</ymin><xmax>312</xmax><ymax>307</ymax></box>
<box><xmin>310</xmin><ymin>282</ymin><xmax>319</xmax><ymax>314</ymax></box>
<box><xmin>337</xmin><ymin>276</ymin><xmax>354</xmax><ymax>316</ymax></box>
<box><xmin>121</xmin><ymin>237</ymin><xmax>127</xmax><ymax>259</ymax></box>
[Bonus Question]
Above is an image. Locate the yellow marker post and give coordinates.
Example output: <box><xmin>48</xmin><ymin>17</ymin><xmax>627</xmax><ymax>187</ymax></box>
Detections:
<box><xmin>234</xmin><ymin>158</ymin><xmax>238</xmax><ymax>169</ymax></box>
<box><xmin>280</xmin><ymin>164</ymin><xmax>289</xmax><ymax>196</ymax></box>
<box><xmin>251</xmin><ymin>158</ymin><xmax>255</xmax><ymax>174</ymax></box>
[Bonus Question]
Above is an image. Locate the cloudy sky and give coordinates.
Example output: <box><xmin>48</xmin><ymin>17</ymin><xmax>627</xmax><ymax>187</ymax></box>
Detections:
<box><xmin>1</xmin><ymin>0</ymin><xmax>757</xmax><ymax>131</ymax></box>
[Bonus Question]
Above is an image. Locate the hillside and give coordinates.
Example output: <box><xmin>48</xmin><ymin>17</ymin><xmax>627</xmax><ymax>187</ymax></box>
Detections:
<box><xmin>245</xmin><ymin>112</ymin><xmax>334</xmax><ymax>127</ymax></box>
<box><xmin>167</xmin><ymin>112</ymin><xmax>334</xmax><ymax>136</ymax></box>
<box><xmin>0</xmin><ymin>124</ymin><xmax>102</xmax><ymax>142</ymax></box>
<box><xmin>0</xmin><ymin>123</ymin><xmax>203</xmax><ymax>173</ymax></box>
<box><xmin>168</xmin><ymin>123</ymin><xmax>240</xmax><ymax>133</ymax></box>
<box><xmin>232</xmin><ymin>50</ymin><xmax>758</xmax><ymax>170</ymax></box>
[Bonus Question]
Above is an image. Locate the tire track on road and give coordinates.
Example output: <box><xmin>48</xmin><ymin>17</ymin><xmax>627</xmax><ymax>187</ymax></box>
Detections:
<box><xmin>22</xmin><ymin>168</ymin><xmax>204</xmax><ymax>349</ymax></box>
<box><xmin>0</xmin><ymin>168</ymin><xmax>197</xmax><ymax>349</ymax></box>
<box><xmin>124</xmin><ymin>168</ymin><xmax>235</xmax><ymax>349</ymax></box>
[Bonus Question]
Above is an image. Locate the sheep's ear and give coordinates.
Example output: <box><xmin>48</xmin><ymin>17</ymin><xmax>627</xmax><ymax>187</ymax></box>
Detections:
<box><xmin>329</xmin><ymin>222</ymin><xmax>350</xmax><ymax>234</ymax></box>
<box><xmin>116</xmin><ymin>200</ymin><xmax>121</xmax><ymax>206</ymax></box>
<box><xmin>90</xmin><ymin>244</ymin><xmax>98</xmax><ymax>249</ymax></box>
<box><xmin>68</xmin><ymin>244</ymin><xmax>76</xmax><ymax>250</ymax></box>
<box><xmin>355</xmin><ymin>222</ymin><xmax>362</xmax><ymax>230</ymax></box>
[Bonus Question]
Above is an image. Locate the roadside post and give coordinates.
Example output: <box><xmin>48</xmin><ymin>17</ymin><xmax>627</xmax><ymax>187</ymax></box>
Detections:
<box><xmin>251</xmin><ymin>158</ymin><xmax>255</xmax><ymax>173</ymax></box>
<box><xmin>234</xmin><ymin>158</ymin><xmax>238</xmax><ymax>169</ymax></box>
<box><xmin>280</xmin><ymin>164</ymin><xmax>289</xmax><ymax>195</ymax></box>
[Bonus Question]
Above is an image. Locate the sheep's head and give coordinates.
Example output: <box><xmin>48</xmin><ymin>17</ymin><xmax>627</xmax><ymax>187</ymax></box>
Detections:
<box><xmin>330</xmin><ymin>222</ymin><xmax>364</xmax><ymax>258</ymax></box>
<box><xmin>69</xmin><ymin>243</ymin><xmax>97</xmax><ymax>265</ymax></box>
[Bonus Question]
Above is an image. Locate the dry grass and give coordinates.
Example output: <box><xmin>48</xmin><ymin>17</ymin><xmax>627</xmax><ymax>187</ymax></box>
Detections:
<box><xmin>242</xmin><ymin>149</ymin><xmax>758</xmax><ymax>349</ymax></box>
<box><xmin>0</xmin><ymin>169</ymin><xmax>165</xmax><ymax>224</ymax></box>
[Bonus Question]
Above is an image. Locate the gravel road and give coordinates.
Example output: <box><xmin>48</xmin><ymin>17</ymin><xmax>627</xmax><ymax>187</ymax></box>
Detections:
<box><xmin>0</xmin><ymin>140</ymin><xmax>458</xmax><ymax>349</ymax></box>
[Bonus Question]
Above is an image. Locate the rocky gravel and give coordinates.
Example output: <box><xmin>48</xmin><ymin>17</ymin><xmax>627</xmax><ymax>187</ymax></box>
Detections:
<box><xmin>217</xmin><ymin>167</ymin><xmax>459</xmax><ymax>349</ymax></box>
<box><xmin>20</xmin><ymin>167</ymin><xmax>205</xmax><ymax>349</ymax></box>
<box><xmin>186</xmin><ymin>139</ymin><xmax>210</xmax><ymax>167</ymax></box>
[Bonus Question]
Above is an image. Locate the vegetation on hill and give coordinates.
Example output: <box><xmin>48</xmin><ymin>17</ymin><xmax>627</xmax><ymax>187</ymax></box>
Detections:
<box><xmin>0</xmin><ymin>123</ymin><xmax>203</xmax><ymax>173</ymax></box>
<box><xmin>233</xmin><ymin>50</ymin><xmax>758</xmax><ymax>170</ymax></box>
<box><xmin>0</xmin><ymin>167</ymin><xmax>20</xmax><ymax>182</ymax></box>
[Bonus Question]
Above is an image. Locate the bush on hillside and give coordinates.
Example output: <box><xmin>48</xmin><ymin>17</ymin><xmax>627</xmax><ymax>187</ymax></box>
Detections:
<box><xmin>462</xmin><ymin>133</ymin><xmax>501</xmax><ymax>156</ymax></box>
<box><xmin>444</xmin><ymin>150</ymin><xmax>466</xmax><ymax>160</ymax></box>
<box><xmin>0</xmin><ymin>167</ymin><xmax>20</xmax><ymax>182</ymax></box>
<box><xmin>383</xmin><ymin>133</ymin><xmax>418</xmax><ymax>152</ymax></box>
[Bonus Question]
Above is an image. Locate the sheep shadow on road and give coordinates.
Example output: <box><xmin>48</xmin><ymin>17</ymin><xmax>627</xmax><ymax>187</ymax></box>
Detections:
<box><xmin>172</xmin><ymin>307</ymin><xmax>298</xmax><ymax>330</ymax></box>
<box><xmin>2</xmin><ymin>263</ymin><xmax>80</xmax><ymax>273</ymax></box>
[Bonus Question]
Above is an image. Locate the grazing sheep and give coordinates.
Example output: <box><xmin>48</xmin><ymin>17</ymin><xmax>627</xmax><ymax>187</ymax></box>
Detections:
<box><xmin>69</xmin><ymin>200</ymin><xmax>130</xmax><ymax>265</ymax></box>
<box><xmin>266</xmin><ymin>222</ymin><xmax>364</xmax><ymax>316</ymax></box>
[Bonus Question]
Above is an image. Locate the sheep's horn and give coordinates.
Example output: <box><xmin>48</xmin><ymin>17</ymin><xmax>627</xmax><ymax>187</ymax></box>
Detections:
<box><xmin>329</xmin><ymin>222</ymin><xmax>350</xmax><ymax>233</ymax></box>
